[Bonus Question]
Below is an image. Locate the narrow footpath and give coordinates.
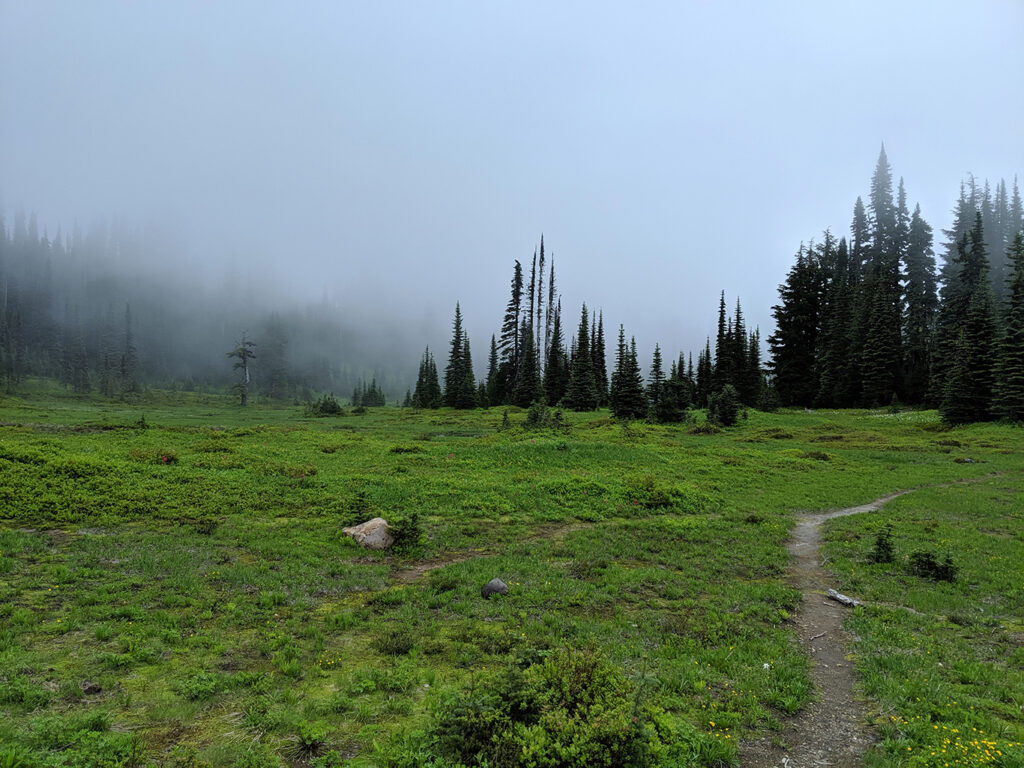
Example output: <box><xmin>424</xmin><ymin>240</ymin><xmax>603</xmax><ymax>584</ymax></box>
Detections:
<box><xmin>741</xmin><ymin>491</ymin><xmax>911</xmax><ymax>768</ymax></box>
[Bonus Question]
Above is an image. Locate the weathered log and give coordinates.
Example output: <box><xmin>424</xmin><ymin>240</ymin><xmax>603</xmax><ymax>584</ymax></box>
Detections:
<box><xmin>827</xmin><ymin>588</ymin><xmax>862</xmax><ymax>607</ymax></box>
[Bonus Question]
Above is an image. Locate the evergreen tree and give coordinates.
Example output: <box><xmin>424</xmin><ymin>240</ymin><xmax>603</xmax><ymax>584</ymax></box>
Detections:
<box><xmin>261</xmin><ymin>313</ymin><xmax>291</xmax><ymax>400</ymax></box>
<box><xmin>412</xmin><ymin>347</ymin><xmax>441</xmax><ymax>408</ymax></box>
<box><xmin>746</xmin><ymin>328</ymin><xmax>762</xmax><ymax>406</ymax></box>
<box><xmin>120</xmin><ymin>304</ymin><xmax>138</xmax><ymax>394</ymax></box>
<box><xmin>227</xmin><ymin>333</ymin><xmax>256</xmax><ymax>406</ymax></box>
<box><xmin>592</xmin><ymin>310</ymin><xmax>608</xmax><ymax>405</ymax></box>
<box><xmin>456</xmin><ymin>336</ymin><xmax>477</xmax><ymax>409</ymax></box>
<box><xmin>647</xmin><ymin>343</ymin><xmax>664</xmax><ymax>418</ymax></box>
<box><xmin>544</xmin><ymin>255</ymin><xmax>557</xmax><ymax>361</ymax></box>
<box><xmin>563</xmin><ymin>304</ymin><xmax>598</xmax><ymax>411</ymax></box>
<box><xmin>609</xmin><ymin>327</ymin><xmax>647</xmax><ymax>420</ymax></box>
<box><xmin>426</xmin><ymin>353</ymin><xmax>441</xmax><ymax>407</ymax></box>
<box><xmin>512</xmin><ymin>320</ymin><xmax>542</xmax><ymax>407</ymax></box>
<box><xmin>485</xmin><ymin>335</ymin><xmax>500</xmax><ymax>406</ymax></box>
<box><xmin>712</xmin><ymin>291</ymin><xmax>731</xmax><ymax>391</ymax></box>
<box><xmin>859</xmin><ymin>147</ymin><xmax>904</xmax><ymax>406</ymax></box>
<box><xmin>536</xmin><ymin>236</ymin><xmax>545</xmax><ymax>359</ymax></box>
<box><xmin>696</xmin><ymin>339</ymin><xmax>712</xmax><ymax>408</ymax></box>
<box><xmin>543</xmin><ymin>300</ymin><xmax>569</xmax><ymax>405</ymax></box>
<box><xmin>768</xmin><ymin>244</ymin><xmax>824</xmax><ymax>406</ymax></box>
<box><xmin>902</xmin><ymin>204</ymin><xmax>937</xmax><ymax>403</ymax></box>
<box><xmin>993</xmin><ymin>233</ymin><xmax>1024</xmax><ymax>421</ymax></box>
<box><xmin>497</xmin><ymin>260</ymin><xmax>524</xmax><ymax>400</ymax></box>
<box><xmin>939</xmin><ymin>214</ymin><xmax>998</xmax><ymax>423</ymax></box>
<box><xmin>932</xmin><ymin>213</ymin><xmax>991</xmax><ymax>404</ymax></box>
<box><xmin>444</xmin><ymin>303</ymin><xmax>475</xmax><ymax>409</ymax></box>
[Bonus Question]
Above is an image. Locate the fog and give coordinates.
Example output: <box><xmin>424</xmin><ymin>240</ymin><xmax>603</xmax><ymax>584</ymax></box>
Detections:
<box><xmin>2</xmin><ymin>1</ymin><xmax>1023</xmax><ymax>393</ymax></box>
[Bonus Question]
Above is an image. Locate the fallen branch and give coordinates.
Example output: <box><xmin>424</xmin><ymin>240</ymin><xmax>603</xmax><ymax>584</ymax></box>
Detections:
<box><xmin>827</xmin><ymin>588</ymin><xmax>862</xmax><ymax>607</ymax></box>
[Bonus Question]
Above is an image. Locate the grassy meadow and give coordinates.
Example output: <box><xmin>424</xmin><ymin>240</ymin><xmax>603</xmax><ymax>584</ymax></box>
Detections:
<box><xmin>0</xmin><ymin>389</ymin><xmax>1021</xmax><ymax>767</ymax></box>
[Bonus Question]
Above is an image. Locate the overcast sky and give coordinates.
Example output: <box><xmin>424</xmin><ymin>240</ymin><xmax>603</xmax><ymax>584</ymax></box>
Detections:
<box><xmin>2</xmin><ymin>1</ymin><xmax>1022</xmax><ymax>362</ymax></box>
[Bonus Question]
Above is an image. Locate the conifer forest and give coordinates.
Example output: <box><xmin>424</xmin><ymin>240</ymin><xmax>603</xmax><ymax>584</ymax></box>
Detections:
<box><xmin>3</xmin><ymin>148</ymin><xmax>1023</xmax><ymax>425</ymax></box>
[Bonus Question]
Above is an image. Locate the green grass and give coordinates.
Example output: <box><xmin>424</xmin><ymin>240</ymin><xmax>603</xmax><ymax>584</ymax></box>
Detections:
<box><xmin>0</xmin><ymin>389</ymin><xmax>1021</xmax><ymax>766</ymax></box>
<box><xmin>824</xmin><ymin>477</ymin><xmax>1024</xmax><ymax>767</ymax></box>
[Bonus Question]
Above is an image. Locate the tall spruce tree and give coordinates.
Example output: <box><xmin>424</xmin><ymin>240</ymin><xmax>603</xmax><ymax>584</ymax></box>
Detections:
<box><xmin>444</xmin><ymin>303</ymin><xmax>475</xmax><ymax>408</ymax></box>
<box><xmin>563</xmin><ymin>304</ymin><xmax>598</xmax><ymax>411</ymax></box>
<box><xmin>497</xmin><ymin>261</ymin><xmax>524</xmax><ymax>401</ymax></box>
<box><xmin>768</xmin><ymin>244</ymin><xmax>824</xmax><ymax>406</ymax></box>
<box><xmin>456</xmin><ymin>335</ymin><xmax>477</xmax><ymax>409</ymax></box>
<box><xmin>902</xmin><ymin>204</ymin><xmax>937</xmax><ymax>403</ymax></box>
<box><xmin>609</xmin><ymin>325</ymin><xmax>647</xmax><ymax>420</ymax></box>
<box><xmin>512</xmin><ymin>320</ymin><xmax>542</xmax><ymax>406</ymax></box>
<box><xmin>544</xmin><ymin>299</ymin><xmax>569</xmax><ymax>405</ymax></box>
<box><xmin>712</xmin><ymin>292</ymin><xmax>731</xmax><ymax>391</ymax></box>
<box><xmin>993</xmin><ymin>232</ymin><xmax>1024</xmax><ymax>421</ymax></box>
<box><xmin>485</xmin><ymin>335</ymin><xmax>500</xmax><ymax>406</ymax></box>
<box><xmin>592</xmin><ymin>310</ymin><xmax>608</xmax><ymax>405</ymax></box>
<box><xmin>816</xmin><ymin>236</ymin><xmax>855</xmax><ymax>406</ymax></box>
<box><xmin>859</xmin><ymin>146</ymin><xmax>904</xmax><ymax>406</ymax></box>
<box><xmin>647</xmin><ymin>344</ymin><xmax>665</xmax><ymax>417</ymax></box>
<box><xmin>696</xmin><ymin>340</ymin><xmax>712</xmax><ymax>408</ymax></box>
<box><xmin>939</xmin><ymin>214</ymin><xmax>998</xmax><ymax>423</ymax></box>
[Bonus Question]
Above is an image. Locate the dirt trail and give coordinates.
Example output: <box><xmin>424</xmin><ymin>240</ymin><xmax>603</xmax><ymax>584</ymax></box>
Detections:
<box><xmin>741</xmin><ymin>491</ymin><xmax>911</xmax><ymax>768</ymax></box>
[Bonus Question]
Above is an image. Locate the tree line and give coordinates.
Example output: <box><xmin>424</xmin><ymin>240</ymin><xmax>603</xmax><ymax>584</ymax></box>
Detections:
<box><xmin>409</xmin><ymin>236</ymin><xmax>765</xmax><ymax>424</ymax></box>
<box><xmin>768</xmin><ymin>146</ymin><xmax>1024</xmax><ymax>424</ymax></box>
<box><xmin>0</xmin><ymin>213</ymin><xmax>413</xmax><ymax>401</ymax></box>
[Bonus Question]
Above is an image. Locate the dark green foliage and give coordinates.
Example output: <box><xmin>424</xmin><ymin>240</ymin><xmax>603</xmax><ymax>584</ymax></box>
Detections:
<box><xmin>498</xmin><ymin>261</ymin><xmax>525</xmax><ymax>400</ymax></box>
<box><xmin>654</xmin><ymin>373</ymin><xmax>689</xmax><ymax>423</ymax></box>
<box><xmin>908</xmin><ymin>550</ymin><xmax>957</xmax><ymax>582</ymax></box>
<box><xmin>609</xmin><ymin>326</ymin><xmax>647</xmax><ymax>420</ymax></box>
<box><xmin>757</xmin><ymin>380</ymin><xmax>781</xmax><ymax>412</ymax></box>
<box><xmin>563</xmin><ymin>304</ymin><xmax>598</xmax><ymax>411</ymax></box>
<box><xmin>444</xmin><ymin>303</ymin><xmax>476</xmax><ymax>409</ymax></box>
<box><xmin>512</xmin><ymin>321</ymin><xmax>542</xmax><ymax>407</ymax></box>
<box><xmin>816</xmin><ymin>236</ymin><xmax>856</xmax><ymax>407</ymax></box>
<box><xmin>543</xmin><ymin>300</ymin><xmax>569</xmax><ymax>406</ymax></box>
<box><xmin>869</xmin><ymin>525</ymin><xmax>894</xmax><ymax>564</ymax></box>
<box><xmin>768</xmin><ymin>244</ymin><xmax>824</xmax><ymax>406</ymax></box>
<box><xmin>352</xmin><ymin>378</ymin><xmax>386</xmax><ymax>407</ymax></box>
<box><xmin>993</xmin><ymin>232</ymin><xmax>1024</xmax><ymax>421</ymax></box>
<box><xmin>902</xmin><ymin>205</ymin><xmax>938</xmax><ymax>403</ymax></box>
<box><xmin>707</xmin><ymin>384</ymin><xmax>740</xmax><ymax>427</ymax></box>
<box><xmin>646</xmin><ymin>343</ymin><xmax>664</xmax><ymax>418</ymax></box>
<box><xmin>486</xmin><ymin>334</ymin><xmax>500</xmax><ymax>406</ymax></box>
<box><xmin>308</xmin><ymin>393</ymin><xmax>343</xmax><ymax>416</ymax></box>
<box><xmin>695</xmin><ymin>340</ymin><xmax>712</xmax><ymax>408</ymax></box>
<box><xmin>389</xmin><ymin>510</ymin><xmax>425</xmax><ymax>553</ymax></box>
<box><xmin>413</xmin><ymin>347</ymin><xmax>442</xmax><ymax>408</ymax></box>
<box><xmin>940</xmin><ymin>215</ymin><xmax>998</xmax><ymax>424</ymax></box>
<box><xmin>428</xmin><ymin>647</ymin><xmax>663</xmax><ymax>768</ymax></box>
<box><xmin>591</xmin><ymin>311</ymin><xmax>608</xmax><ymax>406</ymax></box>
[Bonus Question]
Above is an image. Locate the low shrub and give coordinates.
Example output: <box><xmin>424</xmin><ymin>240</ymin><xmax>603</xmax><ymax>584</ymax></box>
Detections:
<box><xmin>308</xmin><ymin>394</ymin><xmax>345</xmax><ymax>417</ymax></box>
<box><xmin>869</xmin><ymin>525</ymin><xmax>895</xmax><ymax>564</ymax></box>
<box><xmin>909</xmin><ymin>550</ymin><xmax>957</xmax><ymax>582</ymax></box>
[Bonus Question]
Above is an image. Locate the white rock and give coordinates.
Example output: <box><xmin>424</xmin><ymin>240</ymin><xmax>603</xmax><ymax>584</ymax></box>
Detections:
<box><xmin>343</xmin><ymin>517</ymin><xmax>394</xmax><ymax>550</ymax></box>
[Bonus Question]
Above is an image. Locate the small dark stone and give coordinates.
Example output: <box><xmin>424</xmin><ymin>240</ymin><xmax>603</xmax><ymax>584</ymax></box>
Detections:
<box><xmin>481</xmin><ymin>578</ymin><xmax>509</xmax><ymax>599</ymax></box>
<box><xmin>80</xmin><ymin>680</ymin><xmax>102</xmax><ymax>695</ymax></box>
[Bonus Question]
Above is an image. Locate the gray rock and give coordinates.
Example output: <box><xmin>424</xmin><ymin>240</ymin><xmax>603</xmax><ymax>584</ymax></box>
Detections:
<box><xmin>80</xmin><ymin>680</ymin><xmax>102</xmax><ymax>695</ymax></box>
<box><xmin>343</xmin><ymin>517</ymin><xmax>394</xmax><ymax>550</ymax></box>
<box><xmin>481</xmin><ymin>578</ymin><xmax>509</xmax><ymax>598</ymax></box>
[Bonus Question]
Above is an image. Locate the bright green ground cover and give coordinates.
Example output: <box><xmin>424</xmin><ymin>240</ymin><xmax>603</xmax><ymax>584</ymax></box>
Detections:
<box><xmin>0</xmin><ymin>390</ymin><xmax>1021</xmax><ymax>767</ymax></box>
